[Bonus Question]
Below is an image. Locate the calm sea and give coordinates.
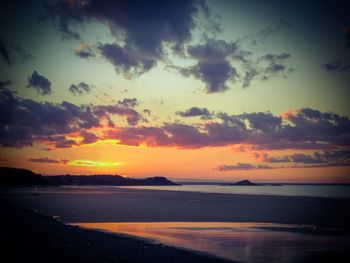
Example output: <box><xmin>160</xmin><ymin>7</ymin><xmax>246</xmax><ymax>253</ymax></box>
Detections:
<box><xmin>118</xmin><ymin>184</ymin><xmax>350</xmax><ymax>198</ymax></box>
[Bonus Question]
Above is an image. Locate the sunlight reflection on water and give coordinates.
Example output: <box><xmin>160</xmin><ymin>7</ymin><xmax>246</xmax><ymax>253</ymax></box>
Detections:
<box><xmin>72</xmin><ymin>222</ymin><xmax>350</xmax><ymax>263</ymax></box>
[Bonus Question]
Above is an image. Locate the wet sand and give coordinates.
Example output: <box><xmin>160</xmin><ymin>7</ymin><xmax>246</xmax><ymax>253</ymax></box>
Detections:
<box><xmin>4</xmin><ymin>186</ymin><xmax>350</xmax><ymax>227</ymax></box>
<box><xmin>0</xmin><ymin>197</ymin><xmax>230</xmax><ymax>263</ymax></box>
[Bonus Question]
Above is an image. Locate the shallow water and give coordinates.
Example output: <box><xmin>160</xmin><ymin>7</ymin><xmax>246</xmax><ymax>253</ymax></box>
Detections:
<box><xmin>118</xmin><ymin>184</ymin><xmax>350</xmax><ymax>198</ymax></box>
<box><xmin>73</xmin><ymin>222</ymin><xmax>350</xmax><ymax>263</ymax></box>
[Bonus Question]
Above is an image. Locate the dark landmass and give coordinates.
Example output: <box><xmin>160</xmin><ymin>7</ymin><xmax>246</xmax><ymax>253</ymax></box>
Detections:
<box><xmin>0</xmin><ymin>197</ymin><xmax>230</xmax><ymax>263</ymax></box>
<box><xmin>46</xmin><ymin>175</ymin><xmax>178</xmax><ymax>186</ymax></box>
<box><xmin>231</xmin><ymin>180</ymin><xmax>256</xmax><ymax>186</ymax></box>
<box><xmin>0</xmin><ymin>167</ymin><xmax>178</xmax><ymax>186</ymax></box>
<box><xmin>0</xmin><ymin>167</ymin><xmax>46</xmax><ymax>186</ymax></box>
<box><xmin>229</xmin><ymin>180</ymin><xmax>282</xmax><ymax>186</ymax></box>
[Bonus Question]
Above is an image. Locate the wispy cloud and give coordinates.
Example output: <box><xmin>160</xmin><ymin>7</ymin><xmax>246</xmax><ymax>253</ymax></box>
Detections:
<box><xmin>28</xmin><ymin>157</ymin><xmax>69</xmax><ymax>164</ymax></box>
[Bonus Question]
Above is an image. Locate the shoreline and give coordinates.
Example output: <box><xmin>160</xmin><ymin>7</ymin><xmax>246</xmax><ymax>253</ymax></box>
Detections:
<box><xmin>3</xmin><ymin>186</ymin><xmax>350</xmax><ymax>227</ymax></box>
<box><xmin>0</xmin><ymin>197</ymin><xmax>231</xmax><ymax>263</ymax></box>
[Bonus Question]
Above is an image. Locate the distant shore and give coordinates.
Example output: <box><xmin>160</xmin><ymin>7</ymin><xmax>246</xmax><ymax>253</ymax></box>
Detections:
<box><xmin>0</xmin><ymin>197</ymin><xmax>230</xmax><ymax>263</ymax></box>
<box><xmin>4</xmin><ymin>186</ymin><xmax>350</xmax><ymax>227</ymax></box>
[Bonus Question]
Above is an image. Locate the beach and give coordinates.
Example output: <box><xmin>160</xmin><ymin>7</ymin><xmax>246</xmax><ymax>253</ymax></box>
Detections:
<box><xmin>5</xmin><ymin>186</ymin><xmax>350</xmax><ymax>226</ymax></box>
<box><xmin>0</xmin><ymin>197</ymin><xmax>230</xmax><ymax>263</ymax></box>
<box><xmin>2</xmin><ymin>186</ymin><xmax>350</xmax><ymax>262</ymax></box>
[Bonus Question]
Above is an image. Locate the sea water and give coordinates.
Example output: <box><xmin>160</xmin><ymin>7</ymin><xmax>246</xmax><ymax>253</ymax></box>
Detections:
<box><xmin>117</xmin><ymin>184</ymin><xmax>350</xmax><ymax>198</ymax></box>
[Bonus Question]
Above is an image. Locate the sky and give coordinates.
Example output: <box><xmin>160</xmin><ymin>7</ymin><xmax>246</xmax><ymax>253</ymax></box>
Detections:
<box><xmin>0</xmin><ymin>0</ymin><xmax>350</xmax><ymax>182</ymax></box>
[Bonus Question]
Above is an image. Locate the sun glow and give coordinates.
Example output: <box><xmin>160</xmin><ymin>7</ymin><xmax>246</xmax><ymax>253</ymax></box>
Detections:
<box><xmin>69</xmin><ymin>160</ymin><xmax>122</xmax><ymax>167</ymax></box>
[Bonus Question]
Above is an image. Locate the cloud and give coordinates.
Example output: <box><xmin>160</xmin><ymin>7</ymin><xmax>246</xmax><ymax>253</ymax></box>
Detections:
<box><xmin>176</xmin><ymin>107</ymin><xmax>212</xmax><ymax>118</ymax></box>
<box><xmin>215</xmin><ymin>161</ymin><xmax>350</xmax><ymax>171</ymax></box>
<box><xmin>259</xmin><ymin>150</ymin><xmax>350</xmax><ymax>166</ymax></box>
<box><xmin>174</xmin><ymin>39</ymin><xmax>237</xmax><ymax>93</ymax></box>
<box><xmin>143</xmin><ymin>109</ymin><xmax>151</xmax><ymax>116</ymax></box>
<box><xmin>46</xmin><ymin>0</ymin><xmax>203</xmax><ymax>76</ymax></box>
<box><xmin>46</xmin><ymin>135</ymin><xmax>79</xmax><ymax>149</ymax></box>
<box><xmin>0</xmin><ymin>36</ymin><xmax>33</xmax><ymax>65</ymax></box>
<box><xmin>217</xmin><ymin>149</ymin><xmax>350</xmax><ymax>171</ymax></box>
<box><xmin>27</xmin><ymin>157</ymin><xmax>69</xmax><ymax>164</ymax></box>
<box><xmin>73</xmin><ymin>44</ymin><xmax>95</xmax><ymax>58</ymax></box>
<box><xmin>0</xmin><ymin>82</ymin><xmax>145</xmax><ymax>148</ymax></box>
<box><xmin>0</xmin><ymin>37</ymin><xmax>11</xmax><ymax>65</ymax></box>
<box><xmin>103</xmin><ymin>108</ymin><xmax>350</xmax><ymax>150</ymax></box>
<box><xmin>98</xmin><ymin>42</ymin><xmax>156</xmax><ymax>77</ymax></box>
<box><xmin>93</xmin><ymin>104</ymin><xmax>144</xmax><ymax>126</ymax></box>
<box><xmin>171</xmin><ymin>38</ymin><xmax>293</xmax><ymax>92</ymax></box>
<box><xmin>1</xmin><ymin>82</ymin><xmax>349</xmax><ymax>151</ymax></box>
<box><xmin>118</xmin><ymin>98</ymin><xmax>138</xmax><ymax>108</ymax></box>
<box><xmin>257</xmin><ymin>53</ymin><xmax>294</xmax><ymax>81</ymax></box>
<box><xmin>80</xmin><ymin>130</ymin><xmax>99</xmax><ymax>144</ymax></box>
<box><xmin>27</xmin><ymin>71</ymin><xmax>52</xmax><ymax>95</ymax></box>
<box><xmin>69</xmin><ymin>82</ymin><xmax>91</xmax><ymax>95</ymax></box>
<box><xmin>216</xmin><ymin>163</ymin><xmax>274</xmax><ymax>171</ymax></box>
<box><xmin>322</xmin><ymin>60</ymin><xmax>350</xmax><ymax>72</ymax></box>
<box><xmin>0</xmin><ymin>80</ymin><xmax>12</xmax><ymax>90</ymax></box>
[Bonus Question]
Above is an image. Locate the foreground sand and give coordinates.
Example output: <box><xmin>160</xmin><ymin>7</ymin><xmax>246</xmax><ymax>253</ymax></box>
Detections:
<box><xmin>4</xmin><ymin>186</ymin><xmax>350</xmax><ymax>227</ymax></box>
<box><xmin>0</xmin><ymin>197</ymin><xmax>231</xmax><ymax>263</ymax></box>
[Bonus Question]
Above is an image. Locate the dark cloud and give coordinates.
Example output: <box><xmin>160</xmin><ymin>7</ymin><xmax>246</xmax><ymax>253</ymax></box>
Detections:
<box><xmin>171</xmin><ymin>38</ymin><xmax>293</xmax><ymax>92</ymax></box>
<box><xmin>218</xmin><ymin>149</ymin><xmax>350</xmax><ymax>171</ymax></box>
<box><xmin>46</xmin><ymin>0</ymin><xmax>202</xmax><ymax>76</ymax></box>
<box><xmin>260</xmin><ymin>150</ymin><xmax>350</xmax><ymax>166</ymax></box>
<box><xmin>73</xmin><ymin>44</ymin><xmax>95</xmax><ymax>58</ymax></box>
<box><xmin>143</xmin><ymin>109</ymin><xmax>151</xmax><ymax>116</ymax></box>
<box><xmin>255</xmin><ymin>53</ymin><xmax>294</xmax><ymax>83</ymax></box>
<box><xmin>69</xmin><ymin>82</ymin><xmax>91</xmax><ymax>95</ymax></box>
<box><xmin>1</xmin><ymin>81</ymin><xmax>349</xmax><ymax>151</ymax></box>
<box><xmin>93</xmin><ymin>104</ymin><xmax>144</xmax><ymax>126</ymax></box>
<box><xmin>46</xmin><ymin>135</ymin><xmax>78</xmax><ymax>149</ymax></box>
<box><xmin>27</xmin><ymin>71</ymin><xmax>52</xmax><ymax>95</ymax></box>
<box><xmin>80</xmin><ymin>130</ymin><xmax>99</xmax><ymax>144</ymax></box>
<box><xmin>216</xmin><ymin>163</ymin><xmax>274</xmax><ymax>171</ymax></box>
<box><xmin>0</xmin><ymin>82</ymin><xmax>145</xmax><ymax>148</ymax></box>
<box><xmin>322</xmin><ymin>60</ymin><xmax>350</xmax><ymax>72</ymax></box>
<box><xmin>0</xmin><ymin>80</ymin><xmax>12</xmax><ymax>90</ymax></box>
<box><xmin>175</xmin><ymin>39</ymin><xmax>237</xmax><ymax>93</ymax></box>
<box><xmin>98</xmin><ymin>42</ymin><xmax>156</xmax><ymax>77</ymax></box>
<box><xmin>102</xmin><ymin>108</ymin><xmax>350</xmax><ymax>150</ymax></box>
<box><xmin>176</xmin><ymin>107</ymin><xmax>212</xmax><ymax>118</ymax></box>
<box><xmin>0</xmin><ymin>36</ymin><xmax>33</xmax><ymax>65</ymax></box>
<box><xmin>0</xmin><ymin>37</ymin><xmax>11</xmax><ymax>65</ymax></box>
<box><xmin>28</xmin><ymin>157</ymin><xmax>69</xmax><ymax>164</ymax></box>
<box><xmin>237</xmin><ymin>112</ymin><xmax>282</xmax><ymax>133</ymax></box>
<box><xmin>118</xmin><ymin>98</ymin><xmax>138</xmax><ymax>108</ymax></box>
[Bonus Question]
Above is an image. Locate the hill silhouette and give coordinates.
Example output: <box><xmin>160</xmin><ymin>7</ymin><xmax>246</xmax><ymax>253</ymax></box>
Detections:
<box><xmin>0</xmin><ymin>167</ymin><xmax>178</xmax><ymax>186</ymax></box>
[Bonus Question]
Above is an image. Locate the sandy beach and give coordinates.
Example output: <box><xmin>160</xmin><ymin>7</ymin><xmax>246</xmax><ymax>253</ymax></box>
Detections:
<box><xmin>5</xmin><ymin>186</ymin><xmax>350</xmax><ymax>227</ymax></box>
<box><xmin>0</xmin><ymin>197</ymin><xmax>230</xmax><ymax>263</ymax></box>
<box><xmin>2</xmin><ymin>186</ymin><xmax>350</xmax><ymax>262</ymax></box>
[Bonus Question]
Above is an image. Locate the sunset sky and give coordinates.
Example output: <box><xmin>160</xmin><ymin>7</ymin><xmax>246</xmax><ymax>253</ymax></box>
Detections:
<box><xmin>1</xmin><ymin>0</ymin><xmax>350</xmax><ymax>182</ymax></box>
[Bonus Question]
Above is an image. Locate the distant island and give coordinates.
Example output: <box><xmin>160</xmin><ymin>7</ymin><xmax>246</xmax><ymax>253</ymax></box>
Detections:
<box><xmin>0</xmin><ymin>167</ymin><xmax>178</xmax><ymax>187</ymax></box>
<box><xmin>230</xmin><ymin>180</ymin><xmax>282</xmax><ymax>186</ymax></box>
<box><xmin>231</xmin><ymin>180</ymin><xmax>256</xmax><ymax>186</ymax></box>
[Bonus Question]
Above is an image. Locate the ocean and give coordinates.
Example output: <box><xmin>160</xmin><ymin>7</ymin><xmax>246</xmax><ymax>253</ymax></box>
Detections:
<box><xmin>117</xmin><ymin>184</ymin><xmax>350</xmax><ymax>198</ymax></box>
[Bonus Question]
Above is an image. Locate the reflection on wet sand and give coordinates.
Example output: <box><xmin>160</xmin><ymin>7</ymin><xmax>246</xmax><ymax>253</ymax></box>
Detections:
<box><xmin>73</xmin><ymin>222</ymin><xmax>350</xmax><ymax>263</ymax></box>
